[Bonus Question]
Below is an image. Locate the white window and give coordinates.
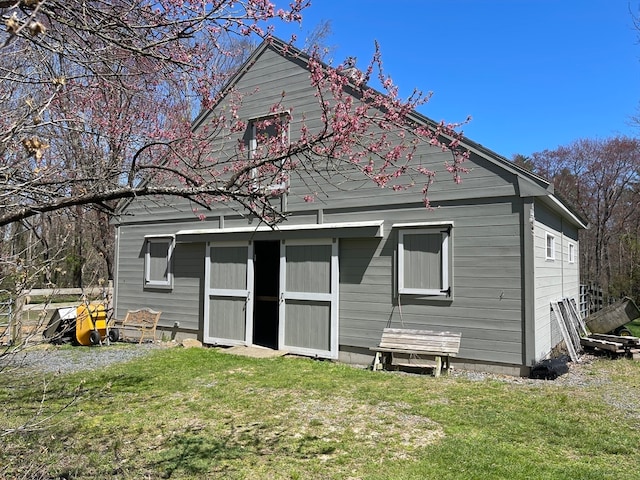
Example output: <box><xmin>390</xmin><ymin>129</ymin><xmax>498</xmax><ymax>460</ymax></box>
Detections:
<box><xmin>398</xmin><ymin>226</ymin><xmax>451</xmax><ymax>296</ymax></box>
<box><xmin>545</xmin><ymin>233</ymin><xmax>555</xmax><ymax>260</ymax></box>
<box><xmin>144</xmin><ymin>236</ymin><xmax>174</xmax><ymax>288</ymax></box>
<box><xmin>249</xmin><ymin>113</ymin><xmax>290</xmax><ymax>197</ymax></box>
<box><xmin>568</xmin><ymin>242</ymin><xmax>576</xmax><ymax>264</ymax></box>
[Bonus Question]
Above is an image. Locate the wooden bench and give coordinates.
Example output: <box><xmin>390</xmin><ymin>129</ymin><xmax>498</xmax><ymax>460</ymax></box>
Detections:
<box><xmin>114</xmin><ymin>308</ymin><xmax>161</xmax><ymax>344</ymax></box>
<box><xmin>371</xmin><ymin>328</ymin><xmax>462</xmax><ymax>377</ymax></box>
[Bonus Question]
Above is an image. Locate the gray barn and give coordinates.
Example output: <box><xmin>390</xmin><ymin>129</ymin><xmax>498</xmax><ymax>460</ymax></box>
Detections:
<box><xmin>113</xmin><ymin>38</ymin><xmax>587</xmax><ymax>375</ymax></box>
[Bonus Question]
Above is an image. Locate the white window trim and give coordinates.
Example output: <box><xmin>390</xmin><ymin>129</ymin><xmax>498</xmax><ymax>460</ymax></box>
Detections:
<box><xmin>568</xmin><ymin>242</ymin><xmax>576</xmax><ymax>264</ymax></box>
<box><xmin>249</xmin><ymin>112</ymin><xmax>290</xmax><ymax>195</ymax></box>
<box><xmin>397</xmin><ymin>226</ymin><xmax>451</xmax><ymax>297</ymax></box>
<box><xmin>545</xmin><ymin>232</ymin><xmax>556</xmax><ymax>261</ymax></box>
<box><xmin>144</xmin><ymin>236</ymin><xmax>174</xmax><ymax>288</ymax></box>
<box><xmin>392</xmin><ymin>221</ymin><xmax>454</xmax><ymax>229</ymax></box>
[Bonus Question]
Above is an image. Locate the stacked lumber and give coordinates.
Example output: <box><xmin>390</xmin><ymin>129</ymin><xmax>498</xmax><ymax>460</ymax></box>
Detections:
<box><xmin>580</xmin><ymin>333</ymin><xmax>640</xmax><ymax>359</ymax></box>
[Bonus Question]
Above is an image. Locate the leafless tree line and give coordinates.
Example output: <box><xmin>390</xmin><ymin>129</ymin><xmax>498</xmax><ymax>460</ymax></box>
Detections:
<box><xmin>514</xmin><ymin>136</ymin><xmax>640</xmax><ymax>301</ymax></box>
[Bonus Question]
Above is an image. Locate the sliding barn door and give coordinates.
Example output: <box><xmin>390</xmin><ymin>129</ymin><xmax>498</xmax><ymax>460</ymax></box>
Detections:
<box><xmin>279</xmin><ymin>239</ymin><xmax>338</xmax><ymax>359</ymax></box>
<box><xmin>203</xmin><ymin>242</ymin><xmax>254</xmax><ymax>345</ymax></box>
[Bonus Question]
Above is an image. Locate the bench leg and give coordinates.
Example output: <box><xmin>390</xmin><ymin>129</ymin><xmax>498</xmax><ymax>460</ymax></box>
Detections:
<box><xmin>443</xmin><ymin>356</ymin><xmax>451</xmax><ymax>375</ymax></box>
<box><xmin>373</xmin><ymin>351</ymin><xmax>383</xmax><ymax>371</ymax></box>
<box><xmin>434</xmin><ymin>356</ymin><xmax>442</xmax><ymax>377</ymax></box>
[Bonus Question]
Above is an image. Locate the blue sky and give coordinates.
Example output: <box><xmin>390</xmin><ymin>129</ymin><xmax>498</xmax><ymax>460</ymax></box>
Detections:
<box><xmin>276</xmin><ymin>0</ymin><xmax>640</xmax><ymax>159</ymax></box>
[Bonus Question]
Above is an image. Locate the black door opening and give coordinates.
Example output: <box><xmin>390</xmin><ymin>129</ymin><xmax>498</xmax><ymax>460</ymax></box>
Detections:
<box><xmin>252</xmin><ymin>241</ymin><xmax>280</xmax><ymax>349</ymax></box>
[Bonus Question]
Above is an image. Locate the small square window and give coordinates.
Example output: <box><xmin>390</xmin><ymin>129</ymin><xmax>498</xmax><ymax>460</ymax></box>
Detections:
<box><xmin>398</xmin><ymin>227</ymin><xmax>451</xmax><ymax>296</ymax></box>
<box><xmin>545</xmin><ymin>233</ymin><xmax>555</xmax><ymax>260</ymax></box>
<box><xmin>568</xmin><ymin>242</ymin><xmax>576</xmax><ymax>264</ymax></box>
<box><xmin>144</xmin><ymin>237</ymin><xmax>174</xmax><ymax>288</ymax></box>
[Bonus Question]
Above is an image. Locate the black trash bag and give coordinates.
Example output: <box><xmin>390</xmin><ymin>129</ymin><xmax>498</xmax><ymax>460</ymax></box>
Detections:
<box><xmin>529</xmin><ymin>355</ymin><xmax>570</xmax><ymax>380</ymax></box>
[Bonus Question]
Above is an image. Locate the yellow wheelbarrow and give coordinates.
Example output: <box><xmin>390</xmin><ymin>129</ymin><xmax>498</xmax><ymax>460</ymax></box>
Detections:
<box><xmin>75</xmin><ymin>304</ymin><xmax>119</xmax><ymax>346</ymax></box>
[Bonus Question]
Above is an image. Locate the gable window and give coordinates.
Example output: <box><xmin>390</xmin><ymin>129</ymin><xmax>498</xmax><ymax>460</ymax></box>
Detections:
<box><xmin>249</xmin><ymin>112</ymin><xmax>290</xmax><ymax>198</ymax></box>
<box><xmin>568</xmin><ymin>242</ymin><xmax>576</xmax><ymax>264</ymax></box>
<box><xmin>397</xmin><ymin>225</ymin><xmax>452</xmax><ymax>297</ymax></box>
<box><xmin>545</xmin><ymin>233</ymin><xmax>556</xmax><ymax>260</ymax></box>
<box><xmin>144</xmin><ymin>236</ymin><xmax>174</xmax><ymax>288</ymax></box>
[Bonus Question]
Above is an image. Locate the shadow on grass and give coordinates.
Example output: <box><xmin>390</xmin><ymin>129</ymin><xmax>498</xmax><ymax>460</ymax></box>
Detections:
<box><xmin>95</xmin><ymin>371</ymin><xmax>155</xmax><ymax>391</ymax></box>
<box><xmin>0</xmin><ymin>369</ymin><xmax>153</xmax><ymax>428</ymax></box>
<box><xmin>150</xmin><ymin>422</ymin><xmax>340</xmax><ymax>478</ymax></box>
<box><xmin>152</xmin><ymin>429</ymin><xmax>247</xmax><ymax>478</ymax></box>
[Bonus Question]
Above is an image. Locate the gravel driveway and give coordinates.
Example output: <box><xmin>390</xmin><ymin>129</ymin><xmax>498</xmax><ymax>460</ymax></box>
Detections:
<box><xmin>1</xmin><ymin>342</ymin><xmax>163</xmax><ymax>376</ymax></box>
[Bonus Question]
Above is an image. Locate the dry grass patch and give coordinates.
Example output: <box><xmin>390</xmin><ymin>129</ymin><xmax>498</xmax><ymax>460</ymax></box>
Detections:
<box><xmin>248</xmin><ymin>389</ymin><xmax>443</xmax><ymax>458</ymax></box>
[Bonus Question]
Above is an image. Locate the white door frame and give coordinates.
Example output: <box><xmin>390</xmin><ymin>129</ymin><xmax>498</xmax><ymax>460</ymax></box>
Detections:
<box><xmin>203</xmin><ymin>241</ymin><xmax>254</xmax><ymax>345</ymax></box>
<box><xmin>278</xmin><ymin>238</ymin><xmax>339</xmax><ymax>359</ymax></box>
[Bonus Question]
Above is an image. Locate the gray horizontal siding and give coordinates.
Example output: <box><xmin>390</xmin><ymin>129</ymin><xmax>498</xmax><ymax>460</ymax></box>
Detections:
<box><xmin>115</xmin><ymin>224</ymin><xmax>205</xmax><ymax>333</ymax></box>
<box><xmin>337</xmin><ymin>198</ymin><xmax>525</xmax><ymax>365</ymax></box>
<box><xmin>116</xmin><ymin>197</ymin><xmax>526</xmax><ymax>365</ymax></box>
<box><xmin>118</xmin><ymin>199</ymin><xmax>527</xmax><ymax>365</ymax></box>
<box><xmin>286</xmin><ymin>160</ymin><xmax>518</xmax><ymax>210</ymax></box>
<box><xmin>120</xmin><ymin>44</ymin><xmax>521</xmax><ymax>226</ymax></box>
<box><xmin>532</xmin><ymin>200</ymin><xmax>581</xmax><ymax>361</ymax></box>
<box><xmin>121</xmin><ymin>196</ymin><xmax>200</xmax><ymax>224</ymax></box>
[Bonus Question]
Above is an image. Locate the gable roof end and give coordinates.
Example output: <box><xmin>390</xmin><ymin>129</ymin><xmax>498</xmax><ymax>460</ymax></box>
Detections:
<box><xmin>121</xmin><ymin>37</ymin><xmax>587</xmax><ymax>231</ymax></box>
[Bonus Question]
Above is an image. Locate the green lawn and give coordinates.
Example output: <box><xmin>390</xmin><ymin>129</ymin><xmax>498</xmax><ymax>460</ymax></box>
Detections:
<box><xmin>2</xmin><ymin>346</ymin><xmax>639</xmax><ymax>479</ymax></box>
<box><xmin>626</xmin><ymin>317</ymin><xmax>640</xmax><ymax>336</ymax></box>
